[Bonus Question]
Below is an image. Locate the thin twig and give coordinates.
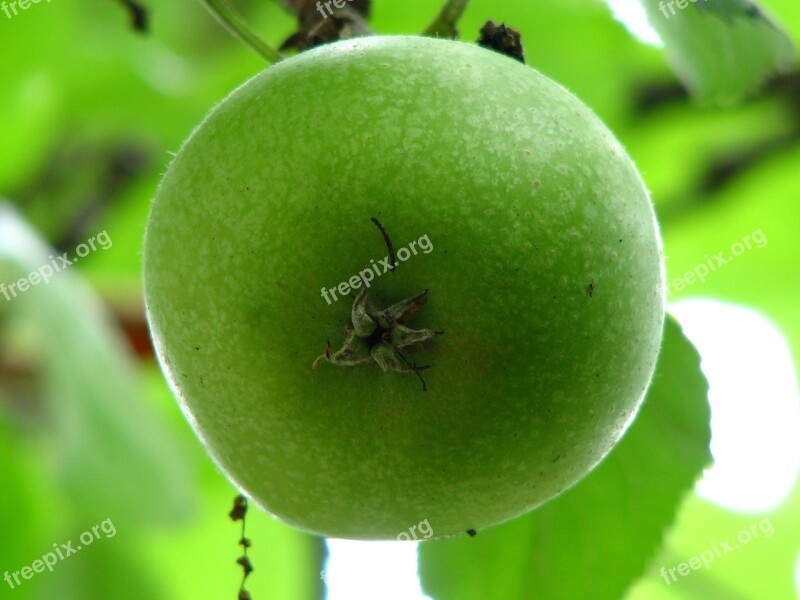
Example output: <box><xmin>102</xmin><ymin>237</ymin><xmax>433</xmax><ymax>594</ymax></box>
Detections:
<box><xmin>116</xmin><ymin>0</ymin><xmax>148</xmax><ymax>33</ymax></box>
<box><xmin>200</xmin><ymin>0</ymin><xmax>284</xmax><ymax>63</ymax></box>
<box><xmin>238</xmin><ymin>509</ymin><xmax>251</xmax><ymax>597</ymax></box>
<box><xmin>229</xmin><ymin>495</ymin><xmax>253</xmax><ymax>599</ymax></box>
<box><xmin>422</xmin><ymin>0</ymin><xmax>470</xmax><ymax>39</ymax></box>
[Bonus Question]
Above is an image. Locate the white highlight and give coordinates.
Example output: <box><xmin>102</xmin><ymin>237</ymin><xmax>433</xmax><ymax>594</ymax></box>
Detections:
<box><xmin>670</xmin><ymin>299</ymin><xmax>800</xmax><ymax>513</ymax></box>
<box><xmin>606</xmin><ymin>0</ymin><xmax>663</xmax><ymax>46</ymax></box>
<box><xmin>323</xmin><ymin>539</ymin><xmax>430</xmax><ymax>600</ymax></box>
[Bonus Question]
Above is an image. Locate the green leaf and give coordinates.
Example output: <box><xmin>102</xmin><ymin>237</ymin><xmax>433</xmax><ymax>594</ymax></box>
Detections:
<box><xmin>34</xmin><ymin>541</ymin><xmax>164</xmax><ymax>600</ymax></box>
<box><xmin>628</xmin><ymin>487</ymin><xmax>800</xmax><ymax>599</ymax></box>
<box><xmin>0</xmin><ymin>422</ymin><xmax>43</xmax><ymax>600</ymax></box>
<box><xmin>636</xmin><ymin>0</ymin><xmax>795</xmax><ymax>104</ymax></box>
<box><xmin>419</xmin><ymin>315</ymin><xmax>711</xmax><ymax>600</ymax></box>
<box><xmin>0</xmin><ymin>203</ymin><xmax>194</xmax><ymax>527</ymax></box>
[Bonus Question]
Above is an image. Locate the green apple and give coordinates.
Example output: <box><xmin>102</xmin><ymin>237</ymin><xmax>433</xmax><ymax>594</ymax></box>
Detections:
<box><xmin>144</xmin><ymin>35</ymin><xmax>665</xmax><ymax>540</ymax></box>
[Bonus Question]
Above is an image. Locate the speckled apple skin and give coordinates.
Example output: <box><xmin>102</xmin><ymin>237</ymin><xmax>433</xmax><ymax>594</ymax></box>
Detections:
<box><xmin>144</xmin><ymin>36</ymin><xmax>665</xmax><ymax>540</ymax></box>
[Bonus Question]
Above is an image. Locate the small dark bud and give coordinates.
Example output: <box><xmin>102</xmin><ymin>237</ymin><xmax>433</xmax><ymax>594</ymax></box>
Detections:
<box><xmin>237</xmin><ymin>556</ymin><xmax>254</xmax><ymax>576</ymax></box>
<box><xmin>229</xmin><ymin>495</ymin><xmax>248</xmax><ymax>521</ymax></box>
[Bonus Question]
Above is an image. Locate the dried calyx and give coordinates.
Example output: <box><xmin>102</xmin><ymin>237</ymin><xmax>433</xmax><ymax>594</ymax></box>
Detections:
<box><xmin>313</xmin><ymin>288</ymin><xmax>443</xmax><ymax>390</ymax></box>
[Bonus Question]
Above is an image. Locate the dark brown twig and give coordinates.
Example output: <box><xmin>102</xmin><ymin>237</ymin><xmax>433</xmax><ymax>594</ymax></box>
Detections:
<box><xmin>278</xmin><ymin>0</ymin><xmax>372</xmax><ymax>52</ymax></box>
<box><xmin>423</xmin><ymin>0</ymin><xmax>469</xmax><ymax>39</ymax></box>
<box><xmin>229</xmin><ymin>495</ymin><xmax>253</xmax><ymax>599</ymax></box>
<box><xmin>116</xmin><ymin>0</ymin><xmax>148</xmax><ymax>33</ymax></box>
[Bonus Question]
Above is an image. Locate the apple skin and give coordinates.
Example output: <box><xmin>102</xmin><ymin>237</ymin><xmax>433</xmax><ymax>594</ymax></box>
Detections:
<box><xmin>144</xmin><ymin>35</ymin><xmax>665</xmax><ymax>540</ymax></box>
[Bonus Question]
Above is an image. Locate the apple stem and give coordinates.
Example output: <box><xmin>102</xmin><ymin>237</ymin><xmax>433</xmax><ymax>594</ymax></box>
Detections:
<box><xmin>200</xmin><ymin>0</ymin><xmax>284</xmax><ymax>63</ymax></box>
<box><xmin>423</xmin><ymin>0</ymin><xmax>470</xmax><ymax>39</ymax></box>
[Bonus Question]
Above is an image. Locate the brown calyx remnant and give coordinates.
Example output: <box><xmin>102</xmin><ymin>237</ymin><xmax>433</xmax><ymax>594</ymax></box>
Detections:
<box><xmin>478</xmin><ymin>20</ymin><xmax>525</xmax><ymax>63</ymax></box>
<box><xmin>279</xmin><ymin>0</ymin><xmax>372</xmax><ymax>52</ymax></box>
<box><xmin>313</xmin><ymin>289</ymin><xmax>443</xmax><ymax>391</ymax></box>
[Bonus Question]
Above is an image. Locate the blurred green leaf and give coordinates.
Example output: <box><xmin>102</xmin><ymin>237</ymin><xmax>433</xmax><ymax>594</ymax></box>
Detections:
<box><xmin>34</xmin><ymin>541</ymin><xmax>163</xmax><ymax>600</ymax></box>
<box><xmin>419</xmin><ymin>315</ymin><xmax>711</xmax><ymax>600</ymax></box>
<box><xmin>626</xmin><ymin>486</ymin><xmax>800</xmax><ymax>599</ymax></box>
<box><xmin>635</xmin><ymin>0</ymin><xmax>795</xmax><ymax>104</ymax></box>
<box><xmin>659</xmin><ymin>142</ymin><xmax>800</xmax><ymax>377</ymax></box>
<box><xmin>0</xmin><ymin>203</ymin><xmax>194</xmax><ymax>527</ymax></box>
<box><xmin>0</xmin><ymin>422</ymin><xmax>41</xmax><ymax>600</ymax></box>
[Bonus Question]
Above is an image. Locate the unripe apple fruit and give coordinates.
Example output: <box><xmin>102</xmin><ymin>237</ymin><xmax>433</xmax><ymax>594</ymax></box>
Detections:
<box><xmin>144</xmin><ymin>35</ymin><xmax>665</xmax><ymax>540</ymax></box>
